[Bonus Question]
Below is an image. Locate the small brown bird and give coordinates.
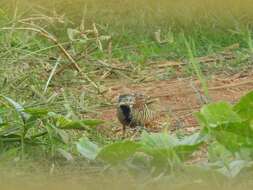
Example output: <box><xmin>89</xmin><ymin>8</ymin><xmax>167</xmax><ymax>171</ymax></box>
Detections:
<box><xmin>116</xmin><ymin>93</ymin><xmax>157</xmax><ymax>134</ymax></box>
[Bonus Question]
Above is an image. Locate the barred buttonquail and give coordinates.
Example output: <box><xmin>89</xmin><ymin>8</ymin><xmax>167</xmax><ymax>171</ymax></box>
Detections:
<box><xmin>116</xmin><ymin>93</ymin><xmax>156</xmax><ymax>134</ymax></box>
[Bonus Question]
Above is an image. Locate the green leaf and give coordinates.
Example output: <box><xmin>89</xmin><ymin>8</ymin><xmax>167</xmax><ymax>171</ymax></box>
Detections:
<box><xmin>50</xmin><ymin>113</ymin><xmax>71</xmax><ymax>126</ymax></box>
<box><xmin>208</xmin><ymin>142</ymin><xmax>233</xmax><ymax>162</ymax></box>
<box><xmin>196</xmin><ymin>98</ymin><xmax>253</xmax><ymax>153</ymax></box>
<box><xmin>177</xmin><ymin>132</ymin><xmax>206</xmax><ymax>146</ymax></box>
<box><xmin>97</xmin><ymin>141</ymin><xmax>141</xmax><ymax>165</ymax></box>
<box><xmin>211</xmin><ymin>129</ymin><xmax>253</xmax><ymax>152</ymax></box>
<box><xmin>60</xmin><ymin>119</ymin><xmax>104</xmax><ymax>129</ymax></box>
<box><xmin>57</xmin><ymin>148</ymin><xmax>73</xmax><ymax>161</ymax></box>
<box><xmin>24</xmin><ymin>108</ymin><xmax>49</xmax><ymax>118</ymax></box>
<box><xmin>0</xmin><ymin>125</ymin><xmax>21</xmax><ymax>136</ymax></box>
<box><xmin>205</xmin><ymin>121</ymin><xmax>253</xmax><ymax>152</ymax></box>
<box><xmin>22</xmin><ymin>108</ymin><xmax>49</xmax><ymax>129</ymax></box>
<box><xmin>54</xmin><ymin>127</ymin><xmax>69</xmax><ymax>144</ymax></box>
<box><xmin>217</xmin><ymin>160</ymin><xmax>253</xmax><ymax>178</ymax></box>
<box><xmin>49</xmin><ymin>113</ymin><xmax>104</xmax><ymax>129</ymax></box>
<box><xmin>78</xmin><ymin>119</ymin><xmax>104</xmax><ymax>127</ymax></box>
<box><xmin>0</xmin><ymin>95</ymin><xmax>30</xmax><ymax>123</ymax></box>
<box><xmin>140</xmin><ymin>132</ymin><xmax>203</xmax><ymax>162</ymax></box>
<box><xmin>140</xmin><ymin>132</ymin><xmax>177</xmax><ymax>148</ymax></box>
<box><xmin>0</xmin><ymin>108</ymin><xmax>3</xmax><ymax>124</ymax></box>
<box><xmin>76</xmin><ymin>137</ymin><xmax>100</xmax><ymax>160</ymax></box>
<box><xmin>142</xmin><ymin>148</ymin><xmax>180</xmax><ymax>169</ymax></box>
<box><xmin>0</xmin><ymin>147</ymin><xmax>19</xmax><ymax>160</ymax></box>
<box><xmin>196</xmin><ymin>102</ymin><xmax>242</xmax><ymax>128</ymax></box>
<box><xmin>140</xmin><ymin>132</ymin><xmax>203</xmax><ymax>148</ymax></box>
<box><xmin>214</xmin><ymin>121</ymin><xmax>253</xmax><ymax>138</ymax></box>
<box><xmin>234</xmin><ymin>91</ymin><xmax>253</xmax><ymax>121</ymax></box>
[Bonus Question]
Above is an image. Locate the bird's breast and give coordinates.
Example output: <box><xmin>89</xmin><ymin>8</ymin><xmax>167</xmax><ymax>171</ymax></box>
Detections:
<box><xmin>117</xmin><ymin>105</ymin><xmax>132</xmax><ymax>125</ymax></box>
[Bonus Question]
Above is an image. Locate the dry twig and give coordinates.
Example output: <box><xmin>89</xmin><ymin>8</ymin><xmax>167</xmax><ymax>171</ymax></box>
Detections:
<box><xmin>1</xmin><ymin>26</ymin><xmax>81</xmax><ymax>72</ymax></box>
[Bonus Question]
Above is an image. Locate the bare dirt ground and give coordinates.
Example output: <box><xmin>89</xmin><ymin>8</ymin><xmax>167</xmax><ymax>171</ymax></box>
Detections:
<box><xmin>97</xmin><ymin>70</ymin><xmax>253</xmax><ymax>133</ymax></box>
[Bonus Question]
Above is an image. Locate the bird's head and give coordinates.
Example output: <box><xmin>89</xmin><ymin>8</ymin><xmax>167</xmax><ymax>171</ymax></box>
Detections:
<box><xmin>117</xmin><ymin>94</ymin><xmax>136</xmax><ymax>109</ymax></box>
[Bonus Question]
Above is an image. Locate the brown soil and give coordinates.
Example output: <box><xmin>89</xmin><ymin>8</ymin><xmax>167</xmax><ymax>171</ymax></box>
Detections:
<box><xmin>97</xmin><ymin>71</ymin><xmax>253</xmax><ymax>133</ymax></box>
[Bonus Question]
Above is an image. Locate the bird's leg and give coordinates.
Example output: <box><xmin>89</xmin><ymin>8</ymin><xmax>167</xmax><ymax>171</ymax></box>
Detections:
<box><xmin>122</xmin><ymin>125</ymin><xmax>126</xmax><ymax>138</ymax></box>
<box><xmin>130</xmin><ymin>125</ymin><xmax>145</xmax><ymax>139</ymax></box>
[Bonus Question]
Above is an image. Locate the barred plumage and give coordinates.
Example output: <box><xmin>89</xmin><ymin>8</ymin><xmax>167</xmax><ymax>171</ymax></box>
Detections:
<box><xmin>131</xmin><ymin>103</ymin><xmax>155</xmax><ymax>126</ymax></box>
<box><xmin>116</xmin><ymin>93</ymin><xmax>157</xmax><ymax>134</ymax></box>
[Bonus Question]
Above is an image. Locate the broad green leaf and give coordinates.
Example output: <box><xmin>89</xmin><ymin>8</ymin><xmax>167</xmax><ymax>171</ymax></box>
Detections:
<box><xmin>142</xmin><ymin>148</ymin><xmax>181</xmax><ymax>170</ymax></box>
<box><xmin>213</xmin><ymin>121</ymin><xmax>253</xmax><ymax>138</ymax></box>
<box><xmin>140</xmin><ymin>132</ymin><xmax>203</xmax><ymax>148</ymax></box>
<box><xmin>211</xmin><ymin>129</ymin><xmax>253</xmax><ymax>152</ymax></box>
<box><xmin>140</xmin><ymin>132</ymin><xmax>177</xmax><ymax>148</ymax></box>
<box><xmin>233</xmin><ymin>91</ymin><xmax>253</xmax><ymax>121</ymax></box>
<box><xmin>196</xmin><ymin>102</ymin><xmax>242</xmax><ymax>128</ymax></box>
<box><xmin>76</xmin><ymin>137</ymin><xmax>100</xmax><ymax>160</ymax></box>
<box><xmin>196</xmin><ymin>99</ymin><xmax>253</xmax><ymax>153</ymax></box>
<box><xmin>174</xmin><ymin>144</ymin><xmax>202</xmax><ymax>159</ymax></box>
<box><xmin>217</xmin><ymin>160</ymin><xmax>253</xmax><ymax>178</ymax></box>
<box><xmin>127</xmin><ymin>152</ymin><xmax>152</xmax><ymax>174</ymax></box>
<box><xmin>177</xmin><ymin>132</ymin><xmax>206</xmax><ymax>145</ymax></box>
<box><xmin>208</xmin><ymin>142</ymin><xmax>233</xmax><ymax>162</ymax></box>
<box><xmin>206</xmin><ymin>121</ymin><xmax>253</xmax><ymax>152</ymax></box>
<box><xmin>97</xmin><ymin>141</ymin><xmax>141</xmax><ymax>165</ymax></box>
<box><xmin>140</xmin><ymin>132</ymin><xmax>203</xmax><ymax>162</ymax></box>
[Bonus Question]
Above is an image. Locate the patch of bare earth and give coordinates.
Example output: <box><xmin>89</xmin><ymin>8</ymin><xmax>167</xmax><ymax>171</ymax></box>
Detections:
<box><xmin>98</xmin><ymin>72</ymin><xmax>253</xmax><ymax>134</ymax></box>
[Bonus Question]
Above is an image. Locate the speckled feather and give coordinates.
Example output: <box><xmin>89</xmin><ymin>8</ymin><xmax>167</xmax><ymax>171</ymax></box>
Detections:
<box><xmin>116</xmin><ymin>93</ymin><xmax>157</xmax><ymax>131</ymax></box>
